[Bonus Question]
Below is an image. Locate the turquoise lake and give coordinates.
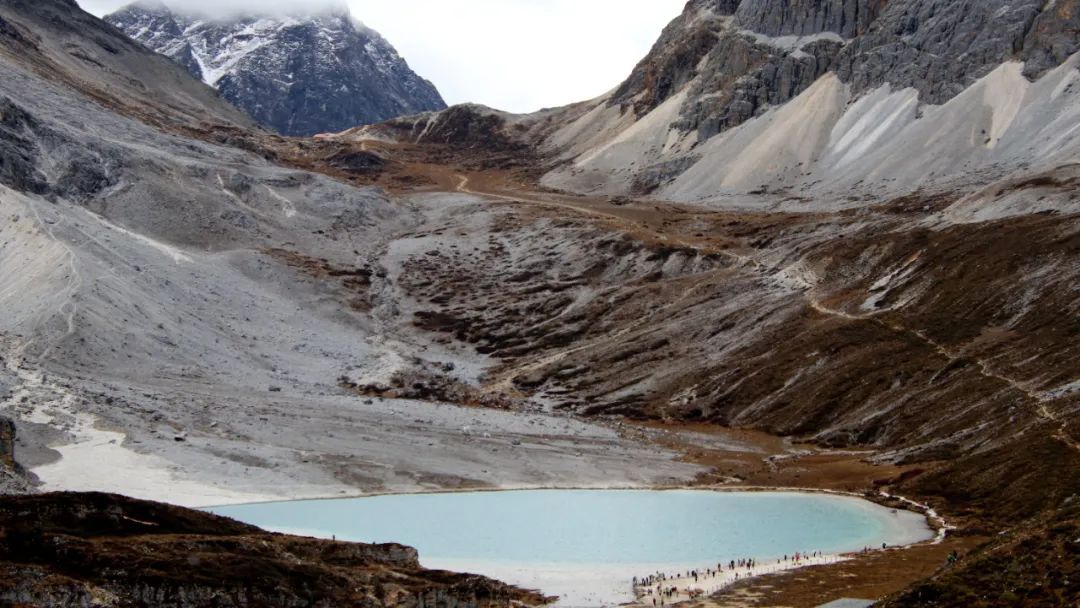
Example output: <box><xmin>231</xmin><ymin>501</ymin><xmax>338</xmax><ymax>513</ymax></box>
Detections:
<box><xmin>209</xmin><ymin>489</ymin><xmax>934</xmax><ymax>606</ymax></box>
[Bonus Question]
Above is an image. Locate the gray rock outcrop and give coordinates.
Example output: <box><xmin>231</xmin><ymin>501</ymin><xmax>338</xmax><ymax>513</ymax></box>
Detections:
<box><xmin>0</xmin><ymin>417</ymin><xmax>32</xmax><ymax>495</ymax></box>
<box><xmin>836</xmin><ymin>0</ymin><xmax>1080</xmax><ymax>103</ymax></box>
<box><xmin>734</xmin><ymin>0</ymin><xmax>882</xmax><ymax>38</ymax></box>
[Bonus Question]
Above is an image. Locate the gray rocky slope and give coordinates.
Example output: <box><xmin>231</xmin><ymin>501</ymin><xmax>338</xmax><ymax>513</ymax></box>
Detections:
<box><xmin>0</xmin><ymin>0</ymin><xmax>699</xmax><ymax>506</ymax></box>
<box><xmin>105</xmin><ymin>0</ymin><xmax>446</xmax><ymax>136</ymax></box>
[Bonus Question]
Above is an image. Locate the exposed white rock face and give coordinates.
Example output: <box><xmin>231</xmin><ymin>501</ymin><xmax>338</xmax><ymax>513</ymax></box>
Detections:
<box><xmin>106</xmin><ymin>1</ymin><xmax>446</xmax><ymax>136</ymax></box>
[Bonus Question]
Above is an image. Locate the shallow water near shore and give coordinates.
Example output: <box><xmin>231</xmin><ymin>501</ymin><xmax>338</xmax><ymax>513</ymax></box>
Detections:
<box><xmin>208</xmin><ymin>489</ymin><xmax>933</xmax><ymax>606</ymax></box>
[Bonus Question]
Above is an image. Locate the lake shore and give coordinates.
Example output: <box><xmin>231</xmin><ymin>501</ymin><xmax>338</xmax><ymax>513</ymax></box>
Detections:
<box><xmin>210</xmin><ymin>489</ymin><xmax>938</xmax><ymax>607</ymax></box>
<box><xmin>21</xmin><ymin>397</ymin><xmax>954</xmax><ymax>604</ymax></box>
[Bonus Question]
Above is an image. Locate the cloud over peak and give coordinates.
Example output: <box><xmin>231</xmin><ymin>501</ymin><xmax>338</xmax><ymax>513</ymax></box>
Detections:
<box><xmin>128</xmin><ymin>0</ymin><xmax>351</xmax><ymax>19</ymax></box>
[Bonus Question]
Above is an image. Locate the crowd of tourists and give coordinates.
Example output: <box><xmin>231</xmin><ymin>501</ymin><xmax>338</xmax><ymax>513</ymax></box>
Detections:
<box><xmin>632</xmin><ymin>551</ymin><xmax>831</xmax><ymax>605</ymax></box>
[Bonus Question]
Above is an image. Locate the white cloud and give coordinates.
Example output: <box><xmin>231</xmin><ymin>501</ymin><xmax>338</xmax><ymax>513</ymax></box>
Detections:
<box><xmin>77</xmin><ymin>0</ymin><xmax>686</xmax><ymax>113</ymax></box>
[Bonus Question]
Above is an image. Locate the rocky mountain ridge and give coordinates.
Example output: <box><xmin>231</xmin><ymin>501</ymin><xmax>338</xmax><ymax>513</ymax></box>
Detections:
<box><xmin>0</xmin><ymin>0</ymin><xmax>699</xmax><ymax>508</ymax></box>
<box><xmin>539</xmin><ymin>0</ymin><xmax>1080</xmax><ymax>200</ymax></box>
<box><xmin>105</xmin><ymin>0</ymin><xmax>446</xmax><ymax>136</ymax></box>
<box><xmin>0</xmin><ymin>0</ymin><xmax>255</xmax><ymax>132</ymax></box>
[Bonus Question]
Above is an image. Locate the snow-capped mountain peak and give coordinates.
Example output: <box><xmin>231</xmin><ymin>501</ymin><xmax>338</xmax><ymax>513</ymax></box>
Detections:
<box><xmin>106</xmin><ymin>2</ymin><xmax>446</xmax><ymax>136</ymax></box>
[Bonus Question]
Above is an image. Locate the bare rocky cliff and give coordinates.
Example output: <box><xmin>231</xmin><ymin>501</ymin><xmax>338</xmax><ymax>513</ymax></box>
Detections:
<box><xmin>613</xmin><ymin>0</ymin><xmax>1078</xmax><ymax>131</ymax></box>
<box><xmin>530</xmin><ymin>0</ymin><xmax>1080</xmax><ymax>199</ymax></box>
<box><xmin>0</xmin><ymin>0</ymin><xmax>255</xmax><ymax>132</ymax></box>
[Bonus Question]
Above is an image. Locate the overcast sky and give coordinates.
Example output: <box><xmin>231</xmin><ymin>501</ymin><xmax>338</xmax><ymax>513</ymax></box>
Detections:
<box><xmin>76</xmin><ymin>0</ymin><xmax>686</xmax><ymax>113</ymax></box>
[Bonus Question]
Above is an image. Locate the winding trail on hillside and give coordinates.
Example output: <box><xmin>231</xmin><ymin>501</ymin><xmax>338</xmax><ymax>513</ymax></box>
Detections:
<box><xmin>456</xmin><ymin>174</ymin><xmax>627</xmax><ymax>225</ymax></box>
<box><xmin>456</xmin><ymin>174</ymin><xmax>1080</xmax><ymax>453</ymax></box>
<box><xmin>806</xmin><ymin>297</ymin><xmax>1078</xmax><ymax>452</ymax></box>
